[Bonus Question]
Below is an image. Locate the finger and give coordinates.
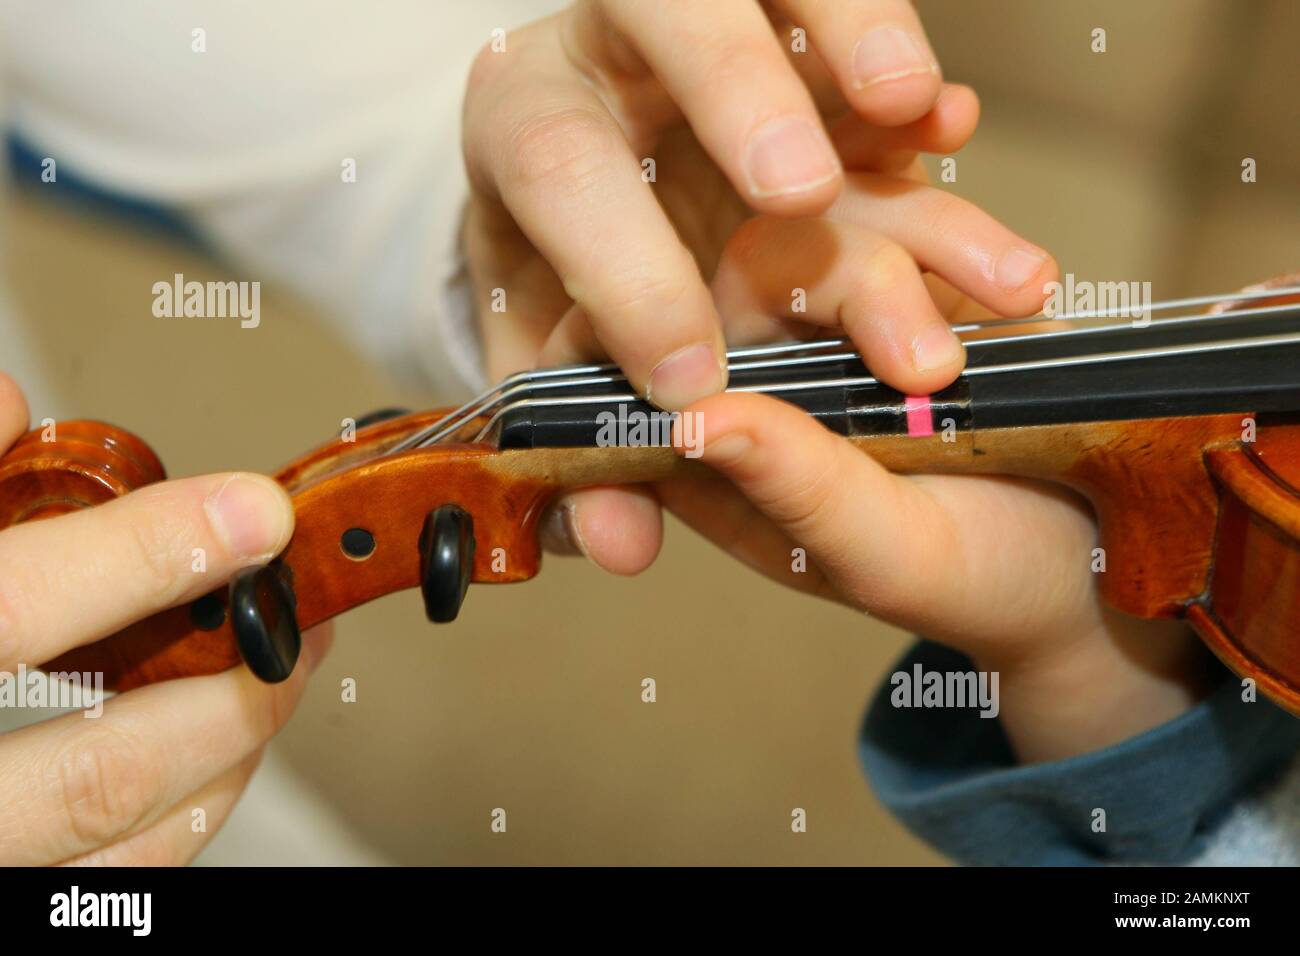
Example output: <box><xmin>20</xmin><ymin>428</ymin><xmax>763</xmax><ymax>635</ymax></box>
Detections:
<box><xmin>771</xmin><ymin>0</ymin><xmax>942</xmax><ymax>125</ymax></box>
<box><xmin>0</xmin><ymin>472</ymin><xmax>293</xmax><ymax>671</ymax></box>
<box><xmin>0</xmin><ymin>371</ymin><xmax>30</xmax><ymax>450</ymax></box>
<box><xmin>463</xmin><ymin>199</ymin><xmax>578</xmax><ymax>382</ymax></box>
<box><xmin>536</xmin><ymin>303</ymin><xmax>606</xmax><ymax>367</ymax></box>
<box><xmin>769</xmin><ymin>14</ymin><xmax>849</xmax><ymax>116</ymax></box>
<box><xmin>679</xmin><ymin>391</ymin><xmax>957</xmax><ymax>623</ymax></box>
<box><xmin>539</xmin><ymin>298</ymin><xmax>826</xmax><ymax>375</ymax></box>
<box><xmin>712</xmin><ymin>216</ymin><xmax>965</xmax><ymax>394</ymax></box>
<box><xmin>670</xmin><ymin>398</ymin><xmax>1103</xmax><ymax>652</ymax></box>
<box><xmin>829</xmin><ymin>172</ymin><xmax>1059</xmax><ymax>317</ymax></box>
<box><xmin>0</xmin><ymin>628</ymin><xmax>329</xmax><ymax>866</ymax></box>
<box><xmin>654</xmin><ymin>472</ymin><xmax>838</xmax><ymax>600</ymax></box>
<box><xmin>596</xmin><ymin>0</ymin><xmax>843</xmax><ymax>210</ymax></box>
<box><xmin>464</xmin><ymin>33</ymin><xmax>727</xmax><ymax>410</ymax></box>
<box><xmin>830</xmin><ymin>83</ymin><xmax>980</xmax><ymax>173</ymax></box>
<box><xmin>531</xmin><ymin>319</ymin><xmax>666</xmax><ymax>577</ymax></box>
<box><xmin>58</xmin><ymin>750</ymin><xmax>263</xmax><ymax>867</ymax></box>
<box><xmin>539</xmin><ymin>485</ymin><xmax>663</xmax><ymax>575</ymax></box>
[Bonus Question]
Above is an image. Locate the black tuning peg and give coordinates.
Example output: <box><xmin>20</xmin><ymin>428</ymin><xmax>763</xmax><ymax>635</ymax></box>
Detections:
<box><xmin>418</xmin><ymin>505</ymin><xmax>476</xmax><ymax>623</ymax></box>
<box><xmin>353</xmin><ymin>407</ymin><xmax>411</xmax><ymax>430</ymax></box>
<box><xmin>229</xmin><ymin>564</ymin><xmax>301</xmax><ymax>682</ymax></box>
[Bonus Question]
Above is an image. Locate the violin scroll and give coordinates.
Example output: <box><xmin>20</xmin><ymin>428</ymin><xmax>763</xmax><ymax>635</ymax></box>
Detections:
<box><xmin>0</xmin><ymin>419</ymin><xmax>166</xmax><ymax>525</ymax></box>
<box><xmin>0</xmin><ymin>419</ymin><xmax>308</xmax><ymax>687</ymax></box>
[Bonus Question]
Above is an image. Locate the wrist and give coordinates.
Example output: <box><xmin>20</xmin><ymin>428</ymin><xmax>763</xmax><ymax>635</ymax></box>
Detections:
<box><xmin>977</xmin><ymin>611</ymin><xmax>1220</xmax><ymax>764</ymax></box>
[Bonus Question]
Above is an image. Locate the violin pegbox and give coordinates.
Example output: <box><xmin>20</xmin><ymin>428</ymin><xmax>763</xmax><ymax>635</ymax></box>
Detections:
<box><xmin>0</xmin><ymin>405</ymin><xmax>564</xmax><ymax>691</ymax></box>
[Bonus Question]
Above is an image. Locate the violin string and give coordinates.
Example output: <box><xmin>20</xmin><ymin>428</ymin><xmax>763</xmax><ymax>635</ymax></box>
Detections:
<box><xmin>390</xmin><ymin>286</ymin><xmax>1300</xmax><ymax>451</ymax></box>
<box><xmin>386</xmin><ymin>337</ymin><xmax>850</xmax><ymax>453</ymax></box>
<box><xmin>961</xmin><ymin>299</ymin><xmax>1300</xmax><ymax>348</ymax></box>
<box><xmin>409</xmin><ymin>300</ymin><xmax>1300</xmax><ymax>448</ymax></box>
<box><xmin>951</xmin><ymin>283</ymin><xmax>1300</xmax><ymax>332</ymax></box>
<box><xmin>468</xmin><ymin>330</ymin><xmax>1300</xmax><ymax>443</ymax></box>
<box><xmin>408</xmin><ymin>303</ymin><xmax>1300</xmax><ymax>447</ymax></box>
<box><xmin>398</xmin><ymin>348</ymin><xmax>874</xmax><ymax>450</ymax></box>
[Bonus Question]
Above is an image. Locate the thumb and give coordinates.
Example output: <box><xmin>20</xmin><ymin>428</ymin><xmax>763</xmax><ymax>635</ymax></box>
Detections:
<box><xmin>679</xmin><ymin>391</ymin><xmax>957</xmax><ymax>624</ymax></box>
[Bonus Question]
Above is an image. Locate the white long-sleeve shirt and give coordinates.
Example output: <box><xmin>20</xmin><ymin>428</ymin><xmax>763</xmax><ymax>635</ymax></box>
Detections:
<box><xmin>0</xmin><ymin>0</ymin><xmax>1295</xmax><ymax>868</ymax></box>
<box><xmin>0</xmin><ymin>0</ymin><xmax>569</xmax><ymax>410</ymax></box>
<box><xmin>0</xmin><ymin>0</ymin><xmax>561</xmax><ymax>866</ymax></box>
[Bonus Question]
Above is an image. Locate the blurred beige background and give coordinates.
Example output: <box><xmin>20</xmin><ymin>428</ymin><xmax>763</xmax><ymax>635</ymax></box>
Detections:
<box><xmin>3</xmin><ymin>0</ymin><xmax>1298</xmax><ymax>864</ymax></box>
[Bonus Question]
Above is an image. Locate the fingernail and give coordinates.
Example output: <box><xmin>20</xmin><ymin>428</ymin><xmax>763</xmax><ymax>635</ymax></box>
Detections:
<box><xmin>205</xmin><ymin>474</ymin><xmax>292</xmax><ymax>561</ymax></box>
<box><xmin>912</xmin><ymin>322</ymin><xmax>965</xmax><ymax>373</ymax></box>
<box><xmin>852</xmin><ymin>26</ymin><xmax>937</xmax><ymax>89</ymax></box>
<box><xmin>561</xmin><ymin>502</ymin><xmax>589</xmax><ymax>558</ymax></box>
<box><xmin>705</xmin><ymin>433</ymin><xmax>752</xmax><ymax>464</ymax></box>
<box><xmin>540</xmin><ymin>500</ymin><xmax>588</xmax><ymax>557</ymax></box>
<box><xmin>994</xmin><ymin>248</ymin><xmax>1048</xmax><ymax>292</ymax></box>
<box><xmin>647</xmin><ymin>342</ymin><xmax>726</xmax><ymax>410</ymax></box>
<box><xmin>744</xmin><ymin>116</ymin><xmax>840</xmax><ymax>199</ymax></box>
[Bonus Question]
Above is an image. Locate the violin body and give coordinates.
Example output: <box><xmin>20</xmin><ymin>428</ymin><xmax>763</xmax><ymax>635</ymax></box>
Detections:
<box><xmin>1195</xmin><ymin>426</ymin><xmax>1300</xmax><ymax>713</ymax></box>
<box><xmin>2</xmin><ymin>281</ymin><xmax>1299</xmax><ymax>715</ymax></box>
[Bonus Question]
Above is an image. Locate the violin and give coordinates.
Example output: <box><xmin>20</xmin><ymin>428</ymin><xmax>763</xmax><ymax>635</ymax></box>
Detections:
<box><xmin>3</xmin><ymin>277</ymin><xmax>1299</xmax><ymax>717</ymax></box>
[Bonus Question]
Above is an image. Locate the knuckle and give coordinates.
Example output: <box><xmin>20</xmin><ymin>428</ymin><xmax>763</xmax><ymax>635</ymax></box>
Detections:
<box><xmin>50</xmin><ymin>726</ymin><xmax>157</xmax><ymax>847</ymax></box>
<box><xmin>723</xmin><ymin>215</ymin><xmax>782</xmax><ymax>267</ymax></box>
<box><xmin>693</xmin><ymin>38</ymin><xmax>772</xmax><ymax>93</ymax></box>
<box><xmin>502</xmin><ymin>106</ymin><xmax>623</xmax><ymax>195</ymax></box>
<box><xmin>848</xmin><ymin>242</ymin><xmax>917</xmax><ymax>314</ymax></box>
<box><xmin>756</xmin><ymin>458</ymin><xmax>839</xmax><ymax>535</ymax></box>
<box><xmin>923</xmin><ymin>190</ymin><xmax>976</xmax><ymax>243</ymax></box>
<box><xmin>0</xmin><ymin>549</ymin><xmax>62</xmax><ymax>667</ymax></box>
<box><xmin>861</xmin><ymin>240</ymin><xmax>915</xmax><ymax>287</ymax></box>
<box><xmin>123</xmin><ymin>511</ymin><xmax>184</xmax><ymax>606</ymax></box>
<box><xmin>597</xmin><ymin>266</ymin><xmax>691</xmax><ymax>321</ymax></box>
<box><xmin>0</xmin><ymin>566</ymin><xmax>33</xmax><ymax>666</ymax></box>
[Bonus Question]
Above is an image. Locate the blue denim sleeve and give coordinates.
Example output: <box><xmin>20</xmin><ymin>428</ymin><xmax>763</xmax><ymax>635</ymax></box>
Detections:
<box><xmin>860</xmin><ymin>641</ymin><xmax>1300</xmax><ymax>865</ymax></box>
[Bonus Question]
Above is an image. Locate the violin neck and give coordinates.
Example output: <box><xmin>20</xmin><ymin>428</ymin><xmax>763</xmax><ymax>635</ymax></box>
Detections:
<box><xmin>490</xmin><ymin>304</ymin><xmax>1300</xmax><ymax>454</ymax></box>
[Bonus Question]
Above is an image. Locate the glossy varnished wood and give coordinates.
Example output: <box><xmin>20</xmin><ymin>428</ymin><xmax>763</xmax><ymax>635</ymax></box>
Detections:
<box><xmin>2</xmin><ymin>410</ymin><xmax>1298</xmax><ymax>708</ymax></box>
<box><xmin>1194</xmin><ymin>427</ymin><xmax>1300</xmax><ymax>716</ymax></box>
<box><xmin>0</xmin><ymin>420</ymin><xmax>164</xmax><ymax>524</ymax></box>
<box><xmin>849</xmin><ymin>414</ymin><xmax>1243</xmax><ymax>618</ymax></box>
<box><xmin>2</xmin><ymin>412</ymin><xmax>698</xmax><ymax>689</ymax></box>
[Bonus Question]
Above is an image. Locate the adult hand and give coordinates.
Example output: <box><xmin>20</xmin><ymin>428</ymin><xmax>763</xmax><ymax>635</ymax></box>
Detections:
<box><xmin>0</xmin><ymin>373</ymin><xmax>330</xmax><ymax>865</ymax></box>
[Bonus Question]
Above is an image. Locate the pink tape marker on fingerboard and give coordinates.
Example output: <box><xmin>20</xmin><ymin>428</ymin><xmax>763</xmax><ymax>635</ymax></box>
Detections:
<box><xmin>903</xmin><ymin>395</ymin><xmax>935</xmax><ymax>437</ymax></box>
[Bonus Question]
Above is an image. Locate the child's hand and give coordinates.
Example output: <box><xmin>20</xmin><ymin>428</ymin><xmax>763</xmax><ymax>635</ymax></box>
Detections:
<box><xmin>0</xmin><ymin>373</ymin><xmax>331</xmax><ymax>864</ymax></box>
<box><xmin>659</xmin><ymin>387</ymin><xmax>1215</xmax><ymax>764</ymax></box>
<box><xmin>464</xmin><ymin>0</ymin><xmax>951</xmax><ymax>400</ymax></box>
<box><xmin>462</xmin><ymin>1</ymin><xmax>1055</xmax><ymax>577</ymax></box>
